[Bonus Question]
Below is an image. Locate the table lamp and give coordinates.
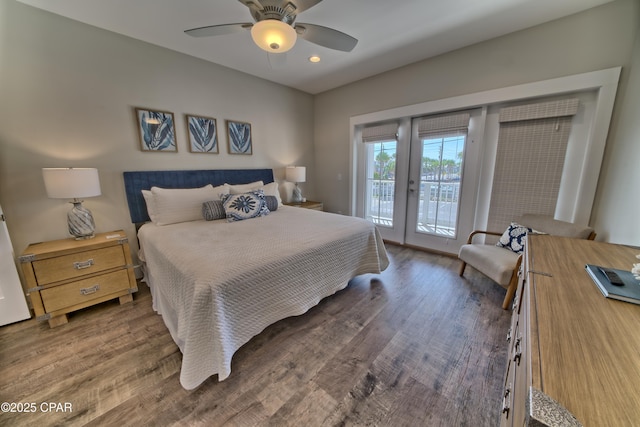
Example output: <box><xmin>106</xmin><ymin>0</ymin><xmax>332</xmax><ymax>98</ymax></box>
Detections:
<box><xmin>42</xmin><ymin>168</ymin><xmax>102</xmax><ymax>239</ymax></box>
<box><xmin>286</xmin><ymin>166</ymin><xmax>306</xmax><ymax>203</ymax></box>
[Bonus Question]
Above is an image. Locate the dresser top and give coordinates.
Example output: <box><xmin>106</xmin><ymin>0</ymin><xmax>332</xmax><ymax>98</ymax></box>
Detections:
<box><xmin>527</xmin><ymin>235</ymin><xmax>640</xmax><ymax>426</ymax></box>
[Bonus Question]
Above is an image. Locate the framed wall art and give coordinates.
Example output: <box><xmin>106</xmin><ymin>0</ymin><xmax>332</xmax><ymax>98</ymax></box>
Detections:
<box><xmin>226</xmin><ymin>120</ymin><xmax>252</xmax><ymax>155</ymax></box>
<box><xmin>135</xmin><ymin>108</ymin><xmax>177</xmax><ymax>152</ymax></box>
<box><xmin>186</xmin><ymin>114</ymin><xmax>218</xmax><ymax>153</ymax></box>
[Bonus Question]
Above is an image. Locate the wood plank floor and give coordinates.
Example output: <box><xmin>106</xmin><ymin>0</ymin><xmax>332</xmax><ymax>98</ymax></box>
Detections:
<box><xmin>0</xmin><ymin>244</ymin><xmax>511</xmax><ymax>427</ymax></box>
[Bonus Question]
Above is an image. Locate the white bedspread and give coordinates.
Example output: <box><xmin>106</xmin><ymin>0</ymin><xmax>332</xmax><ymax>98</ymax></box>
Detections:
<box><xmin>138</xmin><ymin>206</ymin><xmax>389</xmax><ymax>389</ymax></box>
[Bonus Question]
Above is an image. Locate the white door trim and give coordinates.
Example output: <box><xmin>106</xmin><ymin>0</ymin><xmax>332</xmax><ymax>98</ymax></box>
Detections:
<box><xmin>350</xmin><ymin>67</ymin><xmax>621</xmax><ymax>226</ymax></box>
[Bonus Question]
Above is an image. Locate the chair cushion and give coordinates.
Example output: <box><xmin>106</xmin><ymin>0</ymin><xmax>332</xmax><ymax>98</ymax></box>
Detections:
<box><xmin>459</xmin><ymin>244</ymin><xmax>520</xmax><ymax>287</ymax></box>
<box><xmin>516</xmin><ymin>214</ymin><xmax>593</xmax><ymax>239</ymax></box>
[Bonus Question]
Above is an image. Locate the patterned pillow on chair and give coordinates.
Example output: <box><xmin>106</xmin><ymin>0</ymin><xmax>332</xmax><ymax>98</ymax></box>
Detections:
<box><xmin>496</xmin><ymin>222</ymin><xmax>532</xmax><ymax>254</ymax></box>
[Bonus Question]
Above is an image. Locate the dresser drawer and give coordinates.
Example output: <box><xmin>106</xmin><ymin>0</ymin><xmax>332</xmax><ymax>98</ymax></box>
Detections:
<box><xmin>40</xmin><ymin>269</ymin><xmax>131</xmax><ymax>313</ymax></box>
<box><xmin>500</xmin><ymin>358</ymin><xmax>515</xmax><ymax>427</ymax></box>
<box><xmin>32</xmin><ymin>246</ymin><xmax>126</xmax><ymax>285</ymax></box>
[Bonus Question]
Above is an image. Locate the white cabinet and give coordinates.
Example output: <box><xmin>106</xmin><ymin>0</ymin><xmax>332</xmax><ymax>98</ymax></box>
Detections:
<box><xmin>0</xmin><ymin>204</ymin><xmax>30</xmax><ymax>326</ymax></box>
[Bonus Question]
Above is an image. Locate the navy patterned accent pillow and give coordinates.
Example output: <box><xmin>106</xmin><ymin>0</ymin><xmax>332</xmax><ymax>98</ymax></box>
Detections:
<box><xmin>496</xmin><ymin>222</ymin><xmax>532</xmax><ymax>254</ymax></box>
<box><xmin>202</xmin><ymin>200</ymin><xmax>226</xmax><ymax>221</ymax></box>
<box><xmin>265</xmin><ymin>195</ymin><xmax>278</xmax><ymax>212</ymax></box>
<box><xmin>221</xmin><ymin>190</ymin><xmax>270</xmax><ymax>222</ymax></box>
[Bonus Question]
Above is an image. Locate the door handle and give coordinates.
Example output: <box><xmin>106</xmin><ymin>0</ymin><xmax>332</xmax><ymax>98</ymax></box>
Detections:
<box><xmin>408</xmin><ymin>179</ymin><xmax>416</xmax><ymax>193</ymax></box>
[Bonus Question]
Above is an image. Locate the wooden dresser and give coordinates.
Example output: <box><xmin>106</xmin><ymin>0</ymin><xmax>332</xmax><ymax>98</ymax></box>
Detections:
<box><xmin>501</xmin><ymin>234</ymin><xmax>640</xmax><ymax>426</ymax></box>
<box><xmin>19</xmin><ymin>230</ymin><xmax>138</xmax><ymax>328</ymax></box>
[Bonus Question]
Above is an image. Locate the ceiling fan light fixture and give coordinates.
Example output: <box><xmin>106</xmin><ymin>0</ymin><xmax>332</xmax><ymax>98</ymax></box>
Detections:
<box><xmin>251</xmin><ymin>20</ymin><xmax>296</xmax><ymax>53</ymax></box>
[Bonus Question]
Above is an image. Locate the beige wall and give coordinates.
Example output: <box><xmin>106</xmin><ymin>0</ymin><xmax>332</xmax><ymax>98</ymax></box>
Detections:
<box><xmin>313</xmin><ymin>0</ymin><xmax>640</xmax><ymax>246</ymax></box>
<box><xmin>591</xmin><ymin>4</ymin><xmax>640</xmax><ymax>244</ymax></box>
<box><xmin>1</xmin><ymin>0</ymin><xmax>638</xmax><ymax>259</ymax></box>
<box><xmin>0</xmin><ymin>0</ymin><xmax>314</xmax><ymax>255</ymax></box>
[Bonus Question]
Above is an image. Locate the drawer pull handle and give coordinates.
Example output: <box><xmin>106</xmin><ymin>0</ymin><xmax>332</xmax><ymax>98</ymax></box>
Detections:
<box><xmin>502</xmin><ymin>387</ymin><xmax>511</xmax><ymax>417</ymax></box>
<box><xmin>80</xmin><ymin>284</ymin><xmax>100</xmax><ymax>295</ymax></box>
<box><xmin>513</xmin><ymin>337</ymin><xmax>522</xmax><ymax>365</ymax></box>
<box><xmin>506</xmin><ymin>327</ymin><xmax>512</xmax><ymax>343</ymax></box>
<box><xmin>74</xmin><ymin>259</ymin><xmax>94</xmax><ymax>270</ymax></box>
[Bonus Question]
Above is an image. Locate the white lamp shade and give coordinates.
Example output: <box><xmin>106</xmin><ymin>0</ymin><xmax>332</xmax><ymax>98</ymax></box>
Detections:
<box><xmin>286</xmin><ymin>166</ymin><xmax>306</xmax><ymax>183</ymax></box>
<box><xmin>42</xmin><ymin>168</ymin><xmax>102</xmax><ymax>199</ymax></box>
<box><xmin>251</xmin><ymin>20</ymin><xmax>297</xmax><ymax>53</ymax></box>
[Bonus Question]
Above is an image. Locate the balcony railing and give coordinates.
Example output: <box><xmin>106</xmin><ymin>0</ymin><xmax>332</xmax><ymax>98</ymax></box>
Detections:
<box><xmin>366</xmin><ymin>179</ymin><xmax>460</xmax><ymax>236</ymax></box>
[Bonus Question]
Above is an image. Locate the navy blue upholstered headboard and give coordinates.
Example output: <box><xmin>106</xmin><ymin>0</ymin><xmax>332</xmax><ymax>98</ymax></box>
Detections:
<box><xmin>123</xmin><ymin>169</ymin><xmax>274</xmax><ymax>224</ymax></box>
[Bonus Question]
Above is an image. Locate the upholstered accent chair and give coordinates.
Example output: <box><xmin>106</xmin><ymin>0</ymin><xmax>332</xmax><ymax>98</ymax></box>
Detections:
<box><xmin>458</xmin><ymin>214</ymin><xmax>596</xmax><ymax>309</ymax></box>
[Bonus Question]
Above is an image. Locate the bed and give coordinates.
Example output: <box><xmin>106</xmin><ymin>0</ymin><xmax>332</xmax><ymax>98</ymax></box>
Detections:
<box><xmin>123</xmin><ymin>169</ymin><xmax>389</xmax><ymax>389</ymax></box>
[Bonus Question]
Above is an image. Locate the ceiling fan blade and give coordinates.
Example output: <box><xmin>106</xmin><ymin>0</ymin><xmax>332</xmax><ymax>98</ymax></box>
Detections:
<box><xmin>295</xmin><ymin>23</ymin><xmax>357</xmax><ymax>52</ymax></box>
<box><xmin>185</xmin><ymin>23</ymin><xmax>252</xmax><ymax>38</ymax></box>
<box><xmin>267</xmin><ymin>52</ymin><xmax>288</xmax><ymax>69</ymax></box>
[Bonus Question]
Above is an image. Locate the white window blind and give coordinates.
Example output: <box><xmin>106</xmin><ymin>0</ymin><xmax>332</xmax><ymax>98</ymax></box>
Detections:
<box><xmin>487</xmin><ymin>99</ymin><xmax>579</xmax><ymax>232</ymax></box>
<box><xmin>418</xmin><ymin>112</ymin><xmax>470</xmax><ymax>139</ymax></box>
<box><xmin>361</xmin><ymin>122</ymin><xmax>399</xmax><ymax>143</ymax></box>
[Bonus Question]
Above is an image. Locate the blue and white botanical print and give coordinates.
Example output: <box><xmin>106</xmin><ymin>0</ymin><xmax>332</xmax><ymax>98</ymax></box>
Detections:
<box><xmin>227</xmin><ymin>121</ymin><xmax>252</xmax><ymax>154</ymax></box>
<box><xmin>188</xmin><ymin>116</ymin><xmax>217</xmax><ymax>153</ymax></box>
<box><xmin>137</xmin><ymin>109</ymin><xmax>176</xmax><ymax>151</ymax></box>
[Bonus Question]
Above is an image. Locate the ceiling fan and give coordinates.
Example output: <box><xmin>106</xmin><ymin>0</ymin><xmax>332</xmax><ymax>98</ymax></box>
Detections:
<box><xmin>184</xmin><ymin>0</ymin><xmax>358</xmax><ymax>54</ymax></box>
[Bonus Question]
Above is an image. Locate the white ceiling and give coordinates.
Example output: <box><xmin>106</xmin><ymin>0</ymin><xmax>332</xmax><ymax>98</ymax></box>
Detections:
<box><xmin>17</xmin><ymin>0</ymin><xmax>614</xmax><ymax>94</ymax></box>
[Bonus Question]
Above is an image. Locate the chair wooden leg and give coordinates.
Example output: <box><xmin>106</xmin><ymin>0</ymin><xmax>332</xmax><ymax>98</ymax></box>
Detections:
<box><xmin>502</xmin><ymin>271</ymin><xmax>519</xmax><ymax>310</ymax></box>
<box><xmin>458</xmin><ymin>261</ymin><xmax>467</xmax><ymax>276</ymax></box>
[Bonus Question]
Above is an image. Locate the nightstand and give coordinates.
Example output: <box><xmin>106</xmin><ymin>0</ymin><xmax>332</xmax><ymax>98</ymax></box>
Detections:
<box><xmin>19</xmin><ymin>230</ymin><xmax>138</xmax><ymax>328</ymax></box>
<box><xmin>285</xmin><ymin>200</ymin><xmax>323</xmax><ymax>211</ymax></box>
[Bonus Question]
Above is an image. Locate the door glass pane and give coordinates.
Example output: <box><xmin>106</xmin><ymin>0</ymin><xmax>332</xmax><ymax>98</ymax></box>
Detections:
<box><xmin>417</xmin><ymin>134</ymin><xmax>464</xmax><ymax>237</ymax></box>
<box><xmin>365</xmin><ymin>141</ymin><xmax>397</xmax><ymax>228</ymax></box>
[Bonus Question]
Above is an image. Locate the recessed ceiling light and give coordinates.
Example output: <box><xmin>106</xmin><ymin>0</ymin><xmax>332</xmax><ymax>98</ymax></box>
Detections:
<box><xmin>309</xmin><ymin>55</ymin><xmax>321</xmax><ymax>63</ymax></box>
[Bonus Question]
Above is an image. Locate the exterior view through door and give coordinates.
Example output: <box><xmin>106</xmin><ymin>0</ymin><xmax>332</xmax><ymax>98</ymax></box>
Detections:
<box><xmin>358</xmin><ymin>110</ymin><xmax>481</xmax><ymax>254</ymax></box>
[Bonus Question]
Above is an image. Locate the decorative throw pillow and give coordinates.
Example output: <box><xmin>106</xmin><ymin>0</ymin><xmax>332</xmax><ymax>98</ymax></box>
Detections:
<box><xmin>150</xmin><ymin>184</ymin><xmax>229</xmax><ymax>225</ymax></box>
<box><xmin>141</xmin><ymin>190</ymin><xmax>158</xmax><ymax>223</ymax></box>
<box><xmin>222</xmin><ymin>190</ymin><xmax>270</xmax><ymax>222</ymax></box>
<box><xmin>496</xmin><ymin>222</ymin><xmax>533</xmax><ymax>254</ymax></box>
<box><xmin>228</xmin><ymin>180</ymin><xmax>264</xmax><ymax>194</ymax></box>
<box><xmin>264</xmin><ymin>195</ymin><xmax>278</xmax><ymax>212</ymax></box>
<box><xmin>202</xmin><ymin>200</ymin><xmax>226</xmax><ymax>221</ymax></box>
<box><xmin>261</xmin><ymin>182</ymin><xmax>283</xmax><ymax>207</ymax></box>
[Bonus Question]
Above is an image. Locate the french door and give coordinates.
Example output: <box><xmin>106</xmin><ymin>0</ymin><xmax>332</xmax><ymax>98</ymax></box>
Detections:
<box><xmin>358</xmin><ymin>109</ymin><xmax>483</xmax><ymax>254</ymax></box>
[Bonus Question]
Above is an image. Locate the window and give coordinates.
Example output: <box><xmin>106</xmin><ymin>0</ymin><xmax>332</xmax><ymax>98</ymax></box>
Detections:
<box><xmin>361</xmin><ymin>122</ymin><xmax>399</xmax><ymax>228</ymax></box>
<box><xmin>365</xmin><ymin>140</ymin><xmax>397</xmax><ymax>227</ymax></box>
<box><xmin>487</xmin><ymin>98</ymin><xmax>579</xmax><ymax>232</ymax></box>
<box><xmin>418</xmin><ymin>133</ymin><xmax>465</xmax><ymax>236</ymax></box>
<box><xmin>414</xmin><ymin>112</ymin><xmax>470</xmax><ymax>238</ymax></box>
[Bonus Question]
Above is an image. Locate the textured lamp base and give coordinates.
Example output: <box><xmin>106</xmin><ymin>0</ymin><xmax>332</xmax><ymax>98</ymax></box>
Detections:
<box><xmin>68</xmin><ymin>201</ymin><xmax>95</xmax><ymax>240</ymax></box>
<box><xmin>291</xmin><ymin>184</ymin><xmax>303</xmax><ymax>203</ymax></box>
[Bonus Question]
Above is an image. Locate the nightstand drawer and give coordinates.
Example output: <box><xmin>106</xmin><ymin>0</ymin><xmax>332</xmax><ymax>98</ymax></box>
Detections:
<box><xmin>32</xmin><ymin>246</ymin><xmax>126</xmax><ymax>285</ymax></box>
<box><xmin>40</xmin><ymin>269</ymin><xmax>131</xmax><ymax>313</ymax></box>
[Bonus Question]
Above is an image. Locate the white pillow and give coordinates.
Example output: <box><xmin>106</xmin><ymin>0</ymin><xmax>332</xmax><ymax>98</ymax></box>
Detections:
<box><xmin>261</xmin><ymin>182</ymin><xmax>283</xmax><ymax>207</ymax></box>
<box><xmin>228</xmin><ymin>180</ymin><xmax>264</xmax><ymax>194</ymax></box>
<box><xmin>141</xmin><ymin>190</ymin><xmax>158</xmax><ymax>223</ymax></box>
<box><xmin>151</xmin><ymin>184</ymin><xmax>229</xmax><ymax>225</ymax></box>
